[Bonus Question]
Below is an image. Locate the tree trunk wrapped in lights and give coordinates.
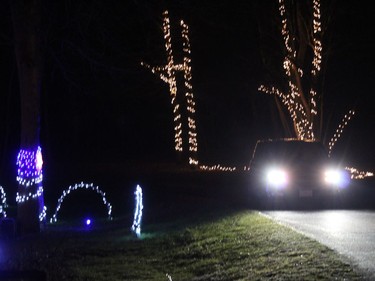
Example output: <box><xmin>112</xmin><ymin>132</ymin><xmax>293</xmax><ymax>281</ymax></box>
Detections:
<box><xmin>258</xmin><ymin>0</ymin><xmax>354</xmax><ymax>149</ymax></box>
<box><xmin>142</xmin><ymin>11</ymin><xmax>199</xmax><ymax>167</ymax></box>
<box><xmin>11</xmin><ymin>0</ymin><xmax>45</xmax><ymax>235</ymax></box>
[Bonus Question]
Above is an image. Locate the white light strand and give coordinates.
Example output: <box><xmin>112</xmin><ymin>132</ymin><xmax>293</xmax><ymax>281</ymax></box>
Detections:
<box><xmin>311</xmin><ymin>0</ymin><xmax>322</xmax><ymax>76</ymax></box>
<box><xmin>181</xmin><ymin>20</ymin><xmax>199</xmax><ymax>164</ymax></box>
<box><xmin>279</xmin><ymin>0</ymin><xmax>294</xmax><ymax>56</ymax></box>
<box><xmin>345</xmin><ymin>167</ymin><xmax>374</xmax><ymax>180</ymax></box>
<box><xmin>258</xmin><ymin>85</ymin><xmax>314</xmax><ymax>141</ymax></box>
<box><xmin>16</xmin><ymin>184</ymin><xmax>46</xmax><ymax>222</ymax></box>
<box><xmin>16</xmin><ymin>185</ymin><xmax>44</xmax><ymax>203</ymax></box>
<box><xmin>50</xmin><ymin>182</ymin><xmax>113</xmax><ymax>223</ymax></box>
<box><xmin>0</xmin><ymin>186</ymin><xmax>8</xmax><ymax>218</ymax></box>
<box><xmin>259</xmin><ymin>0</ymin><xmax>324</xmax><ymax>141</ymax></box>
<box><xmin>131</xmin><ymin>185</ymin><xmax>143</xmax><ymax>238</ymax></box>
<box><xmin>328</xmin><ymin>110</ymin><xmax>355</xmax><ymax>157</ymax></box>
<box><xmin>16</xmin><ymin>146</ymin><xmax>43</xmax><ymax>187</ymax></box>
<box><xmin>142</xmin><ymin>11</ymin><xmax>199</xmax><ymax>166</ymax></box>
<box><xmin>39</xmin><ymin>205</ymin><xmax>47</xmax><ymax>222</ymax></box>
<box><xmin>199</xmin><ymin>164</ymin><xmax>236</xmax><ymax>172</ymax></box>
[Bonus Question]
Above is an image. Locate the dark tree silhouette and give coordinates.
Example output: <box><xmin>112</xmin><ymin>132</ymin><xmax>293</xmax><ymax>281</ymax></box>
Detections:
<box><xmin>10</xmin><ymin>0</ymin><xmax>44</xmax><ymax>234</ymax></box>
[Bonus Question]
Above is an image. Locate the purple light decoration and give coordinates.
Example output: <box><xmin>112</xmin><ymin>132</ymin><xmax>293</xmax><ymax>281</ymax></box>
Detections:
<box><xmin>85</xmin><ymin>219</ymin><xmax>91</xmax><ymax>226</ymax></box>
<box><xmin>16</xmin><ymin>146</ymin><xmax>43</xmax><ymax>187</ymax></box>
<box><xmin>16</xmin><ymin>146</ymin><xmax>46</xmax><ymax>222</ymax></box>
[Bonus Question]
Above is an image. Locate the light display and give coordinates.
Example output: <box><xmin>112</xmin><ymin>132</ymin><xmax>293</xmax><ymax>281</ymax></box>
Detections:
<box><xmin>345</xmin><ymin>167</ymin><xmax>374</xmax><ymax>180</ymax></box>
<box><xmin>0</xmin><ymin>185</ymin><xmax>8</xmax><ymax>218</ymax></box>
<box><xmin>328</xmin><ymin>110</ymin><xmax>355</xmax><ymax>157</ymax></box>
<box><xmin>16</xmin><ymin>146</ymin><xmax>46</xmax><ymax>222</ymax></box>
<box><xmin>50</xmin><ymin>182</ymin><xmax>113</xmax><ymax>223</ymax></box>
<box><xmin>199</xmin><ymin>164</ymin><xmax>236</xmax><ymax>172</ymax></box>
<box><xmin>39</xmin><ymin>205</ymin><xmax>47</xmax><ymax>222</ymax></box>
<box><xmin>131</xmin><ymin>185</ymin><xmax>143</xmax><ymax>238</ymax></box>
<box><xmin>16</xmin><ymin>146</ymin><xmax>43</xmax><ymax>187</ymax></box>
<box><xmin>259</xmin><ymin>0</ymin><xmax>323</xmax><ymax>141</ymax></box>
<box><xmin>142</xmin><ymin>11</ymin><xmax>199</xmax><ymax>166</ymax></box>
<box><xmin>258</xmin><ymin>0</ymin><xmax>357</xmax><ymax>160</ymax></box>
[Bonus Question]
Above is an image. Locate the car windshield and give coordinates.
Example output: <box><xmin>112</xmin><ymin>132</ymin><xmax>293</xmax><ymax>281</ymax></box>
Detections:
<box><xmin>251</xmin><ymin>140</ymin><xmax>328</xmax><ymax>166</ymax></box>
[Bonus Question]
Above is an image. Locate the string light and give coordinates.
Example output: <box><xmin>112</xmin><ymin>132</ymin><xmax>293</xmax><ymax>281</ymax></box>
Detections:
<box><xmin>16</xmin><ymin>185</ymin><xmax>44</xmax><ymax>203</ymax></box>
<box><xmin>0</xmin><ymin>186</ymin><xmax>8</xmax><ymax>218</ymax></box>
<box><xmin>16</xmin><ymin>146</ymin><xmax>43</xmax><ymax>187</ymax></box>
<box><xmin>260</xmin><ymin>0</ymin><xmax>356</xmax><ymax>157</ymax></box>
<box><xmin>328</xmin><ymin>110</ymin><xmax>355</xmax><ymax>157</ymax></box>
<box><xmin>345</xmin><ymin>167</ymin><xmax>374</xmax><ymax>180</ymax></box>
<box><xmin>50</xmin><ymin>182</ymin><xmax>113</xmax><ymax>223</ymax></box>
<box><xmin>199</xmin><ymin>164</ymin><xmax>236</xmax><ymax>172</ymax></box>
<box><xmin>142</xmin><ymin>11</ymin><xmax>199</xmax><ymax>166</ymax></box>
<box><xmin>16</xmin><ymin>146</ymin><xmax>46</xmax><ymax>222</ymax></box>
<box><xmin>259</xmin><ymin>0</ymin><xmax>325</xmax><ymax>141</ymax></box>
<box><xmin>39</xmin><ymin>205</ymin><xmax>47</xmax><ymax>222</ymax></box>
<box><xmin>131</xmin><ymin>185</ymin><xmax>143</xmax><ymax>238</ymax></box>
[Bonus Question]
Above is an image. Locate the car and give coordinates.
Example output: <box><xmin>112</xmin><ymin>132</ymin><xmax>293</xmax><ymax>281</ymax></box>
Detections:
<box><xmin>249</xmin><ymin>138</ymin><xmax>350</xmax><ymax>209</ymax></box>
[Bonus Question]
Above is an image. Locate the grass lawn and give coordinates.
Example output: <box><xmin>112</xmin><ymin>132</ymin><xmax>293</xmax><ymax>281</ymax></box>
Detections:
<box><xmin>0</xmin><ymin>210</ymin><xmax>363</xmax><ymax>281</ymax></box>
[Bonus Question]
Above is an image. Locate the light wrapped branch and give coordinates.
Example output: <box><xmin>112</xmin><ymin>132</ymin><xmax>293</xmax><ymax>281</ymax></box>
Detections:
<box><xmin>141</xmin><ymin>11</ymin><xmax>199</xmax><ymax>165</ymax></box>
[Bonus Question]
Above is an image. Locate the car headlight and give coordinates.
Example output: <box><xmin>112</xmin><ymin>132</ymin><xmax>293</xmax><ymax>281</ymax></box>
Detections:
<box><xmin>324</xmin><ymin>169</ymin><xmax>349</xmax><ymax>188</ymax></box>
<box><xmin>266</xmin><ymin>168</ymin><xmax>288</xmax><ymax>188</ymax></box>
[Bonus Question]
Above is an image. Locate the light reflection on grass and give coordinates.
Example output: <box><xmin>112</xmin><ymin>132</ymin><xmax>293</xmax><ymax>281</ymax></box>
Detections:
<box><xmin>0</xmin><ymin>211</ymin><xmax>364</xmax><ymax>281</ymax></box>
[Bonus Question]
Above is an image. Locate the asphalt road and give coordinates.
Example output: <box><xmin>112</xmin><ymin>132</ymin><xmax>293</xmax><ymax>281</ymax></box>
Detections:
<box><xmin>263</xmin><ymin>210</ymin><xmax>375</xmax><ymax>280</ymax></box>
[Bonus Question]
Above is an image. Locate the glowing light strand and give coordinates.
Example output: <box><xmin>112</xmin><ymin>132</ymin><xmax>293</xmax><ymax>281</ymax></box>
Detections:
<box><xmin>131</xmin><ymin>185</ymin><xmax>143</xmax><ymax>238</ymax></box>
<box><xmin>142</xmin><ymin>11</ymin><xmax>199</xmax><ymax>166</ymax></box>
<box><xmin>50</xmin><ymin>182</ymin><xmax>113</xmax><ymax>223</ymax></box>
<box><xmin>259</xmin><ymin>0</ymin><xmax>325</xmax><ymax>141</ymax></box>
<box><xmin>345</xmin><ymin>167</ymin><xmax>374</xmax><ymax>180</ymax></box>
<box><xmin>16</xmin><ymin>146</ymin><xmax>43</xmax><ymax>187</ymax></box>
<box><xmin>0</xmin><ymin>186</ymin><xmax>8</xmax><ymax>218</ymax></box>
<box><xmin>199</xmin><ymin>164</ymin><xmax>236</xmax><ymax>172</ymax></box>
<box><xmin>309</xmin><ymin>0</ymin><xmax>322</xmax><ymax>131</ymax></box>
<box><xmin>328</xmin><ymin>110</ymin><xmax>355</xmax><ymax>157</ymax></box>
<box><xmin>181</xmin><ymin>20</ymin><xmax>199</xmax><ymax>165</ymax></box>
<box><xmin>16</xmin><ymin>146</ymin><xmax>46</xmax><ymax>222</ymax></box>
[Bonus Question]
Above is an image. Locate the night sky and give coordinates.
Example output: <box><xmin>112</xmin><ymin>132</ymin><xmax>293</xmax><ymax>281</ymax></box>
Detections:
<box><xmin>0</xmin><ymin>0</ymin><xmax>374</xmax><ymax>189</ymax></box>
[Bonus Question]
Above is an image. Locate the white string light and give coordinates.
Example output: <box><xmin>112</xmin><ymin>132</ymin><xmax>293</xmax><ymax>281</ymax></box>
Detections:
<box><xmin>16</xmin><ymin>146</ymin><xmax>43</xmax><ymax>187</ymax></box>
<box><xmin>345</xmin><ymin>167</ymin><xmax>374</xmax><ymax>180</ymax></box>
<box><xmin>39</xmin><ymin>205</ymin><xmax>47</xmax><ymax>222</ymax></box>
<box><xmin>199</xmin><ymin>164</ymin><xmax>236</xmax><ymax>172</ymax></box>
<box><xmin>16</xmin><ymin>146</ymin><xmax>46</xmax><ymax>222</ymax></box>
<box><xmin>142</xmin><ymin>11</ymin><xmax>199</xmax><ymax>166</ymax></box>
<box><xmin>0</xmin><ymin>186</ymin><xmax>8</xmax><ymax>218</ymax></box>
<box><xmin>131</xmin><ymin>185</ymin><xmax>143</xmax><ymax>238</ymax></box>
<box><xmin>259</xmin><ymin>0</ymin><xmax>325</xmax><ymax>141</ymax></box>
<box><xmin>328</xmin><ymin>110</ymin><xmax>355</xmax><ymax>157</ymax></box>
<box><xmin>50</xmin><ymin>182</ymin><xmax>113</xmax><ymax>223</ymax></box>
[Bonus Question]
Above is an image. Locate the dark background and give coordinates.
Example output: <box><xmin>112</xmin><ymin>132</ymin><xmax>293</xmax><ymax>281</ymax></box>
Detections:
<box><xmin>0</xmin><ymin>0</ymin><xmax>374</xmax><ymax>206</ymax></box>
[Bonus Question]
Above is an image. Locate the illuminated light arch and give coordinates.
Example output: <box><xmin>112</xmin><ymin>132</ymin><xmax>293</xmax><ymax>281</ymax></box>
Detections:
<box><xmin>0</xmin><ymin>185</ymin><xmax>8</xmax><ymax>218</ymax></box>
<box><xmin>50</xmin><ymin>182</ymin><xmax>113</xmax><ymax>223</ymax></box>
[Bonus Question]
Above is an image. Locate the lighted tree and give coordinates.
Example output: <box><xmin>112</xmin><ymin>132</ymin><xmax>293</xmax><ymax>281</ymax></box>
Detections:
<box><xmin>142</xmin><ymin>11</ymin><xmax>199</xmax><ymax>166</ymax></box>
<box><xmin>10</xmin><ymin>0</ymin><xmax>45</xmax><ymax>234</ymax></box>
<box><xmin>258</xmin><ymin>0</ymin><xmax>354</xmax><ymax>152</ymax></box>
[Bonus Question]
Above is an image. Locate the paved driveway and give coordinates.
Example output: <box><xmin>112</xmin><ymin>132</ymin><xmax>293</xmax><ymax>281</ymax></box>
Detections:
<box><xmin>263</xmin><ymin>210</ymin><xmax>375</xmax><ymax>279</ymax></box>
